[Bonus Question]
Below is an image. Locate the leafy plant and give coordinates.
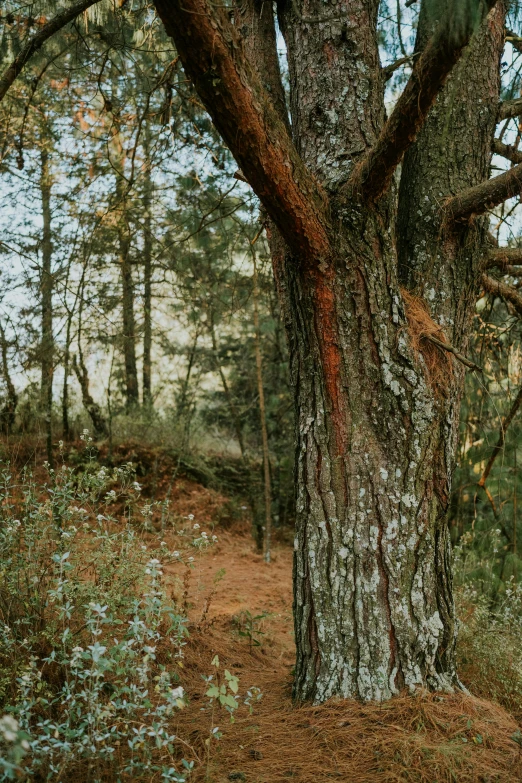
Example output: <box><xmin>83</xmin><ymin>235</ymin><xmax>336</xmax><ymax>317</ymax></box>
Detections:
<box><xmin>0</xmin><ymin>457</ymin><xmax>206</xmax><ymax>781</ymax></box>
<box><xmin>233</xmin><ymin>610</ymin><xmax>270</xmax><ymax>653</ymax></box>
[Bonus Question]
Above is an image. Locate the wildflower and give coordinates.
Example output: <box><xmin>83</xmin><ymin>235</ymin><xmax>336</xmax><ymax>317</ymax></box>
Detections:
<box><xmin>193</xmin><ymin>523</ymin><xmax>200</xmax><ymax>530</ymax></box>
<box><xmin>172</xmin><ymin>551</ymin><xmax>180</xmax><ymax>558</ymax></box>
<box><xmin>133</xmin><ymin>481</ymin><xmax>142</xmax><ymax>492</ymax></box>
<box><xmin>170</xmin><ymin>686</ymin><xmax>184</xmax><ymax>699</ymax></box>
<box><xmin>188</xmin><ymin>556</ymin><xmax>194</xmax><ymax>562</ymax></box>
<box><xmin>0</xmin><ymin>715</ymin><xmax>19</xmax><ymax>742</ymax></box>
<box><xmin>187</xmin><ymin>514</ymin><xmax>194</xmax><ymax>521</ymax></box>
<box><xmin>201</xmin><ymin>531</ymin><xmax>208</xmax><ymax>538</ymax></box>
<box><xmin>212</xmin><ymin>535</ymin><xmax>218</xmax><ymax>541</ymax></box>
<box><xmin>97</xmin><ymin>514</ymin><xmax>105</xmax><ymax>522</ymax></box>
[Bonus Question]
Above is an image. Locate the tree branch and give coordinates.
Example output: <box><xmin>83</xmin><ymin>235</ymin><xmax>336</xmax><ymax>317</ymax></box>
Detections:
<box><xmin>497</xmin><ymin>96</ymin><xmax>522</xmax><ymax>121</ymax></box>
<box><xmin>382</xmin><ymin>56</ymin><xmax>413</xmax><ymax>82</ymax></box>
<box><xmin>445</xmin><ymin>162</ymin><xmax>522</xmax><ymax>221</ymax></box>
<box><xmin>152</xmin><ymin>0</ymin><xmax>330</xmax><ymax>262</ymax></box>
<box><xmin>482</xmin><ymin>272</ymin><xmax>522</xmax><ymax>315</ymax></box>
<box><xmin>505</xmin><ymin>28</ymin><xmax>522</xmax><ymax>53</ymax></box>
<box><xmin>424</xmin><ymin>334</ymin><xmax>483</xmax><ymax>372</ymax></box>
<box><xmin>492</xmin><ymin>138</ymin><xmax>522</xmax><ymax>165</ymax></box>
<box><xmin>0</xmin><ymin>0</ymin><xmax>102</xmax><ymax>103</ymax></box>
<box><xmin>483</xmin><ymin>245</ymin><xmax>522</xmax><ymax>270</ymax></box>
<box><xmin>347</xmin><ymin>0</ymin><xmax>498</xmax><ymax>202</ymax></box>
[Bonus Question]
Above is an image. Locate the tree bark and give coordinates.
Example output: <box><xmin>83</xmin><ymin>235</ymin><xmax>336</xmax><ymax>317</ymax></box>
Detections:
<box><xmin>154</xmin><ymin>0</ymin><xmax>505</xmax><ymax>703</ymax></box>
<box><xmin>40</xmin><ymin>149</ymin><xmax>54</xmax><ymax>466</ymax></box>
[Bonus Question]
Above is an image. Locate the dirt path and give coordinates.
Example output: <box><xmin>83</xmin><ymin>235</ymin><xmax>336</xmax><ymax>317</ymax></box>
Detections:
<box><xmin>165</xmin><ymin>530</ymin><xmax>295</xmax><ymax>664</ymax></box>
<box><xmin>159</xmin><ymin>528</ymin><xmax>521</xmax><ymax>783</ymax></box>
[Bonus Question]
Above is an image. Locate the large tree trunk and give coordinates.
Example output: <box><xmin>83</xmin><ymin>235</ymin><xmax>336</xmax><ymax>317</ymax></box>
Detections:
<box><xmin>278</xmin><ymin>0</ymin><xmax>502</xmax><ymax>703</ymax></box>
<box><xmin>154</xmin><ymin>0</ymin><xmax>504</xmax><ymax>702</ymax></box>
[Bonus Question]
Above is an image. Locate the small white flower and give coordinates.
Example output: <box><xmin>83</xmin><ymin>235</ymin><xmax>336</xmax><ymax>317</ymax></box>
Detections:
<box><xmin>160</xmin><ymin>541</ymin><xmax>167</xmax><ymax>547</ymax></box>
<box><xmin>193</xmin><ymin>523</ymin><xmax>200</xmax><ymax>530</ymax></box>
<box><xmin>133</xmin><ymin>482</ymin><xmax>142</xmax><ymax>491</ymax></box>
<box><xmin>172</xmin><ymin>551</ymin><xmax>180</xmax><ymax>558</ymax></box>
<box><xmin>188</xmin><ymin>556</ymin><xmax>194</xmax><ymax>562</ymax></box>
<box><xmin>187</xmin><ymin>514</ymin><xmax>194</xmax><ymax>521</ymax></box>
<box><xmin>170</xmin><ymin>686</ymin><xmax>184</xmax><ymax>699</ymax></box>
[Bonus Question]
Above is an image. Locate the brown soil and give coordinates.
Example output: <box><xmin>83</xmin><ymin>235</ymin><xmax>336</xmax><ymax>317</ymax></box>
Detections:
<box><xmin>160</xmin><ymin>530</ymin><xmax>522</xmax><ymax>783</ymax></box>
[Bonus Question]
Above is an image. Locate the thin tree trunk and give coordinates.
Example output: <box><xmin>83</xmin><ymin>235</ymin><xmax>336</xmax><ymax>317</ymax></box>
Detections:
<box><xmin>40</xmin><ymin>149</ymin><xmax>53</xmax><ymax>466</ymax></box>
<box><xmin>208</xmin><ymin>310</ymin><xmax>263</xmax><ymax>548</ymax></box>
<box><xmin>0</xmin><ymin>321</ymin><xmax>17</xmax><ymax>435</ymax></box>
<box><xmin>62</xmin><ymin>320</ymin><xmax>71</xmax><ymax>440</ymax></box>
<box><xmin>72</xmin><ymin>355</ymin><xmax>108</xmax><ymax>438</ymax></box>
<box><xmin>142</xmin><ymin>125</ymin><xmax>153</xmax><ymax>408</ymax></box>
<box><xmin>117</xmin><ymin>181</ymin><xmax>139</xmax><ymax>411</ymax></box>
<box><xmin>112</xmin><ymin>80</ymin><xmax>139</xmax><ymax>412</ymax></box>
<box><xmin>74</xmin><ymin>273</ymin><xmax>108</xmax><ymax>438</ymax></box>
<box><xmin>253</xmin><ymin>254</ymin><xmax>272</xmax><ymax>563</ymax></box>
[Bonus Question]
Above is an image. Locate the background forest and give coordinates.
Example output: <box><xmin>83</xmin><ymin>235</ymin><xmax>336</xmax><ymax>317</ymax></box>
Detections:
<box><xmin>1</xmin><ymin>0</ymin><xmax>522</xmax><ymax>781</ymax></box>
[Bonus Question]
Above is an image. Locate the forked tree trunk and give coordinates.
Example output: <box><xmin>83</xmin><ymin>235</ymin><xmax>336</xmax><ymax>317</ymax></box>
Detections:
<box><xmin>279</xmin><ymin>0</ymin><xmax>504</xmax><ymax>704</ymax></box>
<box><xmin>154</xmin><ymin>0</ymin><xmax>505</xmax><ymax>702</ymax></box>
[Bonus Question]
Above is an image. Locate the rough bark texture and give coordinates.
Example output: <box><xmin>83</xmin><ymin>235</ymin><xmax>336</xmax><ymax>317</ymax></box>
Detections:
<box><xmin>154</xmin><ymin>0</ymin><xmax>507</xmax><ymax>703</ymax></box>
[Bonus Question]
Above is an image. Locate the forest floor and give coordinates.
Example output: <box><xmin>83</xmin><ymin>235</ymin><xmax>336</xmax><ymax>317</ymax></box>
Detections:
<box><xmin>155</xmin><ymin>514</ymin><xmax>522</xmax><ymax>782</ymax></box>
<box><xmin>4</xmin><ymin>438</ymin><xmax>522</xmax><ymax>781</ymax></box>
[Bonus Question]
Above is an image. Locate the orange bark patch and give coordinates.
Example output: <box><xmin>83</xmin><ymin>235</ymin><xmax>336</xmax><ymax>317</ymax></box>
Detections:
<box><xmin>312</xmin><ymin>267</ymin><xmax>349</xmax><ymax>458</ymax></box>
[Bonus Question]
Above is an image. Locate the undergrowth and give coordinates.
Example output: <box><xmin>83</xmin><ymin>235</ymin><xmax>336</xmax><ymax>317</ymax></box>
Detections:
<box><xmin>0</xmin><ymin>443</ymin><xmax>201</xmax><ymax>781</ymax></box>
<box><xmin>455</xmin><ymin>530</ymin><xmax>522</xmax><ymax>720</ymax></box>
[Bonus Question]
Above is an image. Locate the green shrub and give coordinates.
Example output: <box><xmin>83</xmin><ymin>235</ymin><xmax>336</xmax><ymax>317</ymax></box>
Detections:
<box><xmin>0</xmin><ymin>455</ymin><xmax>195</xmax><ymax>781</ymax></box>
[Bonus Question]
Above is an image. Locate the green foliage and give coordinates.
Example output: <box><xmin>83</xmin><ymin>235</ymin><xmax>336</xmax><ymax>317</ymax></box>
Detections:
<box><xmin>456</xmin><ymin>575</ymin><xmax>522</xmax><ymax>719</ymax></box>
<box><xmin>233</xmin><ymin>610</ymin><xmax>270</xmax><ymax>653</ymax></box>
<box><xmin>0</xmin><ymin>457</ymin><xmax>194</xmax><ymax>781</ymax></box>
